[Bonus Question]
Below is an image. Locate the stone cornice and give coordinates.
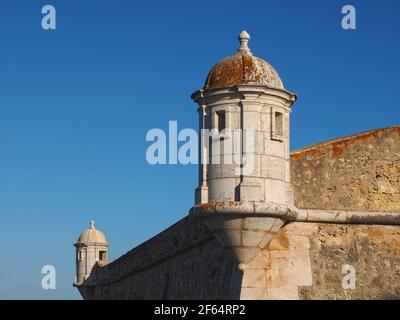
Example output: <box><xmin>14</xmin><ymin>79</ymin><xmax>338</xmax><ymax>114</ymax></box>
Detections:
<box><xmin>190</xmin><ymin>201</ymin><xmax>400</xmax><ymax>226</ymax></box>
<box><xmin>191</xmin><ymin>85</ymin><xmax>297</xmax><ymax>107</ymax></box>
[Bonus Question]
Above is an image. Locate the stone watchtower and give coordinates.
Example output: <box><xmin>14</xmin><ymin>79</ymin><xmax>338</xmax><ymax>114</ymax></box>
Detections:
<box><xmin>190</xmin><ymin>31</ymin><xmax>297</xmax><ymax>268</ymax></box>
<box><xmin>74</xmin><ymin>220</ymin><xmax>109</xmax><ymax>285</ymax></box>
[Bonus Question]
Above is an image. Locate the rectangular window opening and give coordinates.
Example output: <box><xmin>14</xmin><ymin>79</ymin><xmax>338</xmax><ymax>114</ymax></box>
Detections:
<box><xmin>99</xmin><ymin>251</ymin><xmax>107</xmax><ymax>261</ymax></box>
<box><xmin>216</xmin><ymin>110</ymin><xmax>226</xmax><ymax>132</ymax></box>
<box><xmin>275</xmin><ymin>112</ymin><xmax>283</xmax><ymax>137</ymax></box>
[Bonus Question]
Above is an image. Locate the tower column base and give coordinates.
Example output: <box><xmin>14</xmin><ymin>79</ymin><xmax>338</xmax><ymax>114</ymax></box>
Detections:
<box><xmin>195</xmin><ymin>185</ymin><xmax>209</xmax><ymax>204</ymax></box>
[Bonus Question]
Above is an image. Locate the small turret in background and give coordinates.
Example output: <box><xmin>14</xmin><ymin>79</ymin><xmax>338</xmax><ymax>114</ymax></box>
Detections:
<box><xmin>74</xmin><ymin>220</ymin><xmax>109</xmax><ymax>286</ymax></box>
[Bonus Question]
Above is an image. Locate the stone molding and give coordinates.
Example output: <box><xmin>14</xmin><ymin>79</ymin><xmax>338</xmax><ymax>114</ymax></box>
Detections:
<box><xmin>190</xmin><ymin>201</ymin><xmax>400</xmax><ymax>225</ymax></box>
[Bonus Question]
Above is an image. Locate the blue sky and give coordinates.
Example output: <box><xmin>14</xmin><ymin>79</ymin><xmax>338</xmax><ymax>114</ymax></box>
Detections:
<box><xmin>0</xmin><ymin>0</ymin><xmax>399</xmax><ymax>299</ymax></box>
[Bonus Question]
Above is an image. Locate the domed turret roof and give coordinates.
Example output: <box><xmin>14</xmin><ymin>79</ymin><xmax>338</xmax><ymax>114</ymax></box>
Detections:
<box><xmin>204</xmin><ymin>31</ymin><xmax>284</xmax><ymax>90</ymax></box>
<box><xmin>76</xmin><ymin>220</ymin><xmax>107</xmax><ymax>244</ymax></box>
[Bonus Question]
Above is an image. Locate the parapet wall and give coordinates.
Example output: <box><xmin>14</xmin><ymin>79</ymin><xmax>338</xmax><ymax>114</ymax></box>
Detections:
<box><xmin>78</xmin><ymin>216</ymin><xmax>242</xmax><ymax>300</ymax></box>
<box><xmin>291</xmin><ymin>126</ymin><xmax>400</xmax><ymax>212</ymax></box>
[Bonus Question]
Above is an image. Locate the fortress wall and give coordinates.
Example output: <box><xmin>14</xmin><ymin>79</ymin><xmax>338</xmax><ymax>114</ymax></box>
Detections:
<box><xmin>290</xmin><ymin>126</ymin><xmax>400</xmax><ymax>212</ymax></box>
<box><xmin>248</xmin><ymin>222</ymin><xmax>400</xmax><ymax>300</ymax></box>
<box><xmin>78</xmin><ymin>216</ymin><xmax>242</xmax><ymax>300</ymax></box>
<box><xmin>298</xmin><ymin>222</ymin><xmax>400</xmax><ymax>299</ymax></box>
<box><xmin>78</xmin><ymin>217</ymin><xmax>400</xmax><ymax>300</ymax></box>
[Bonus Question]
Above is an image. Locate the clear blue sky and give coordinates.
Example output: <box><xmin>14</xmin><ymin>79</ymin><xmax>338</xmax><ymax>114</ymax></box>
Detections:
<box><xmin>0</xmin><ymin>0</ymin><xmax>399</xmax><ymax>299</ymax></box>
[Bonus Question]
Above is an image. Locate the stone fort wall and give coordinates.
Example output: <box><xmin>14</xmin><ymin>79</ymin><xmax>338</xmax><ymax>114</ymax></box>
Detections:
<box><xmin>78</xmin><ymin>216</ymin><xmax>242</xmax><ymax>300</ymax></box>
<box><xmin>247</xmin><ymin>222</ymin><xmax>400</xmax><ymax>300</ymax></box>
<box><xmin>284</xmin><ymin>125</ymin><xmax>400</xmax><ymax>299</ymax></box>
<box><xmin>291</xmin><ymin>126</ymin><xmax>400</xmax><ymax>212</ymax></box>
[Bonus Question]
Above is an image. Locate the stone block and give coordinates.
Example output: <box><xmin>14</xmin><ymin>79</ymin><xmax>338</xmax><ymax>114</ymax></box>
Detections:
<box><xmin>258</xmin><ymin>233</ymin><xmax>275</xmax><ymax>249</ymax></box>
<box><xmin>242</xmin><ymin>269</ymin><xmax>266</xmax><ymax>288</ymax></box>
<box><xmin>227</xmin><ymin>111</ymin><xmax>240</xmax><ymax>130</ymax></box>
<box><xmin>208</xmin><ymin>178</ymin><xmax>236</xmax><ymax>201</ymax></box>
<box><xmin>245</xmin><ymin>251</ymin><xmax>269</xmax><ymax>269</ymax></box>
<box><xmin>282</xmin><ymin>222</ymin><xmax>316</xmax><ymax>236</ymax></box>
<box><xmin>233</xmin><ymin>247</ymin><xmax>261</xmax><ymax>266</ymax></box>
<box><xmin>270</xmin><ymin>219</ymin><xmax>285</xmax><ymax>233</ymax></box>
<box><xmin>239</xmin><ymin>184</ymin><xmax>263</xmax><ymax>202</ymax></box>
<box><xmin>260</xmin><ymin>110</ymin><xmax>271</xmax><ymax>133</ymax></box>
<box><xmin>241</xmin><ymin>152</ymin><xmax>261</xmax><ymax>177</ymax></box>
<box><xmin>287</xmin><ymin>235</ymin><xmax>310</xmax><ymax>250</ymax></box>
<box><xmin>207</xmin><ymin>216</ymin><xmax>243</xmax><ymax>231</ymax></box>
<box><xmin>241</xmin><ymin>230</ymin><xmax>264</xmax><ymax>247</ymax></box>
<box><xmin>264</xmin><ymin>179</ymin><xmax>287</xmax><ymax>204</ymax></box>
<box><xmin>243</xmin><ymin>217</ymin><xmax>276</xmax><ymax>231</ymax></box>
<box><xmin>208</xmin><ymin>163</ymin><xmax>222</xmax><ymax>178</ymax></box>
<box><xmin>264</xmin><ymin>136</ymin><xmax>285</xmax><ymax>157</ymax></box>
<box><xmin>242</xmin><ymin>111</ymin><xmax>261</xmax><ymax>130</ymax></box>
<box><xmin>261</xmin><ymin>155</ymin><xmax>286</xmax><ymax>180</ymax></box>
<box><xmin>269</xmin><ymin>233</ymin><xmax>290</xmax><ymax>250</ymax></box>
<box><xmin>242</xmin><ymin>130</ymin><xmax>263</xmax><ymax>156</ymax></box>
<box><xmin>277</xmin><ymin>252</ymin><xmax>312</xmax><ymax>287</ymax></box>
<box><xmin>240</xmin><ymin>287</ymin><xmax>266</xmax><ymax>300</ymax></box>
<box><xmin>220</xmin><ymin>163</ymin><xmax>241</xmax><ymax>178</ymax></box>
<box><xmin>265</xmin><ymin>286</ymin><xmax>299</xmax><ymax>300</ymax></box>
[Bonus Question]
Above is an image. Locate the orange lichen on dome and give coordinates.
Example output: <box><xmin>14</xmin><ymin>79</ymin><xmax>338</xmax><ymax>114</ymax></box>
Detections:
<box><xmin>203</xmin><ymin>31</ymin><xmax>284</xmax><ymax>90</ymax></box>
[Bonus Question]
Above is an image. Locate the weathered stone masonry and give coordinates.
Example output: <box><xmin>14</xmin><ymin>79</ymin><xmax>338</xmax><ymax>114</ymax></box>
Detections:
<box><xmin>291</xmin><ymin>126</ymin><xmax>400</xmax><ymax>212</ymax></box>
<box><xmin>78</xmin><ymin>217</ymin><xmax>242</xmax><ymax>300</ymax></box>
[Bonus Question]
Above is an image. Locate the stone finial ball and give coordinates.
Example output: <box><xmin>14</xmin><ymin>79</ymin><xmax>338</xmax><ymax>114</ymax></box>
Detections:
<box><xmin>239</xmin><ymin>30</ymin><xmax>250</xmax><ymax>41</ymax></box>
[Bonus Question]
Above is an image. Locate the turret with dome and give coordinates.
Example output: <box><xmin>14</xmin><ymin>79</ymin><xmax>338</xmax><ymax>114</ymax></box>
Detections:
<box><xmin>74</xmin><ymin>220</ymin><xmax>109</xmax><ymax>285</ymax></box>
<box><xmin>191</xmin><ymin>31</ymin><xmax>297</xmax><ymax>266</ymax></box>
